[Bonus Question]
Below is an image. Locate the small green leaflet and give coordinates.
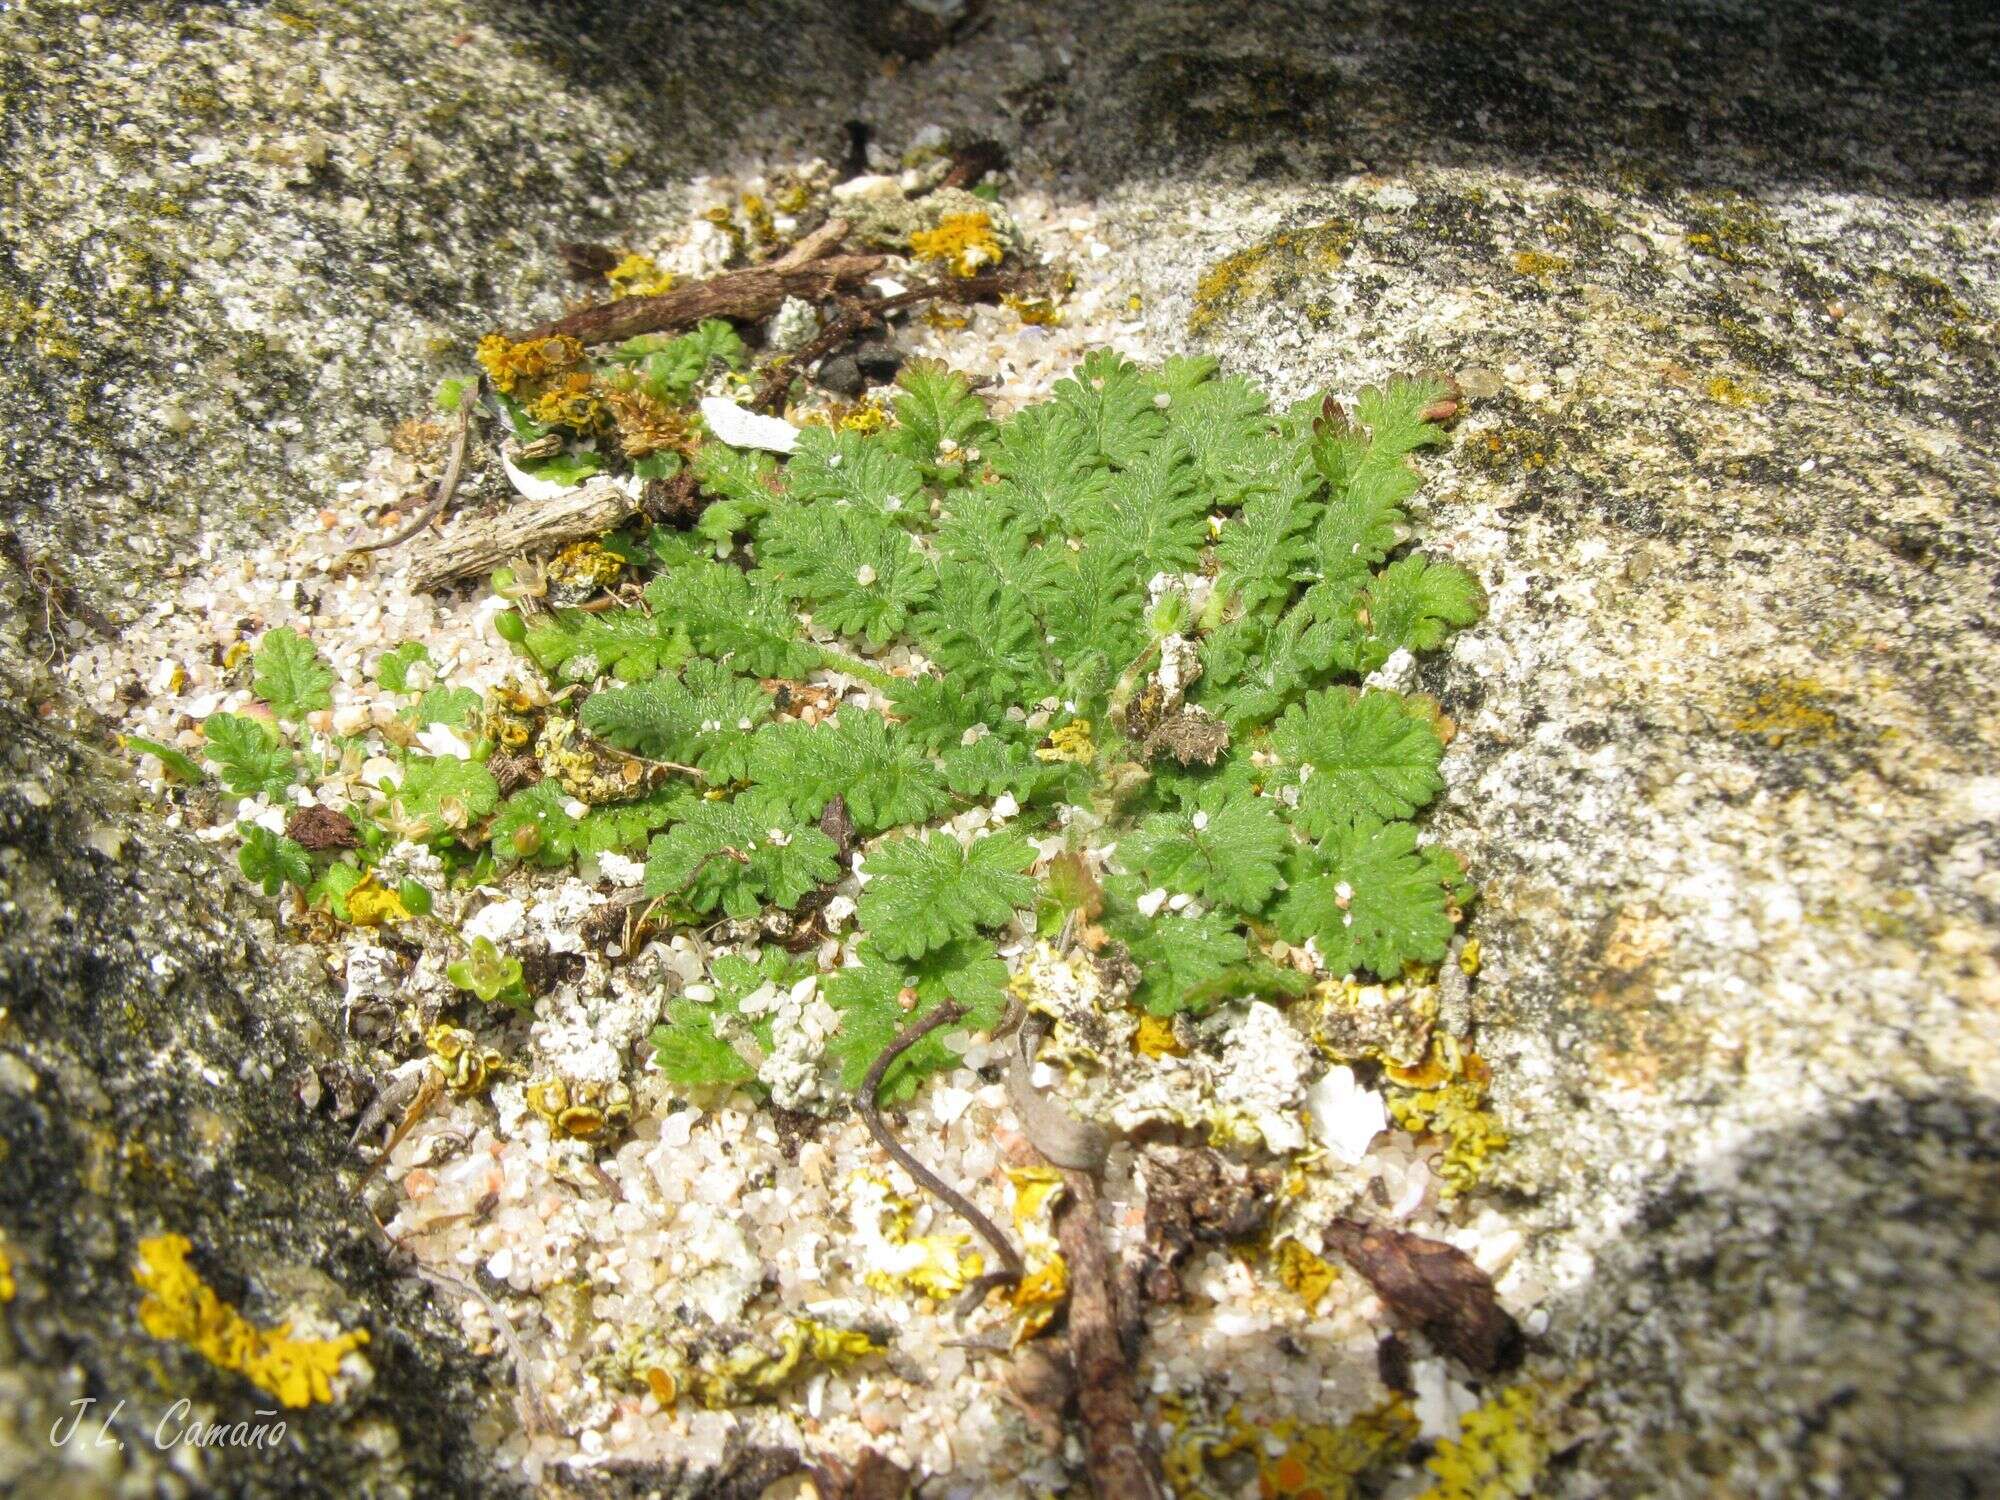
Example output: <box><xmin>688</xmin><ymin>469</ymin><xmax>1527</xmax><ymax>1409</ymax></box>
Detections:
<box><xmin>650</xmin><ymin>947</ymin><xmax>806</xmax><ymax>1091</ymax></box>
<box><xmin>581</xmin><ymin>661</ymin><xmax>772</xmax><ymax>782</ymax></box>
<box><xmin>252</xmin><ymin>628</ymin><xmax>333</xmax><ymax>722</ymax></box>
<box><xmin>202</xmin><ymin>713</ymin><xmax>295</xmax><ymax>797</ymax></box>
<box><xmin>519</xmin><ymin>606</ymin><xmax>688</xmax><ymax>684</ymax></box>
<box><xmin>237</xmin><ymin>824</ymin><xmax>311</xmax><ymax>896</ymax></box>
<box><xmin>1275</xmin><ymin>817</ymin><xmax>1460</xmax><ymax>977</ymax></box>
<box><xmin>884</xmin><ymin>360</ymin><xmax>995</xmax><ymax>481</ymax></box>
<box><xmin>386</xmin><ymin>757</ymin><xmax>500</xmax><ymax>840</ymax></box>
<box><xmin>1052</xmin><ymin>349</ymin><xmax>1164</xmax><ymax>470</ymax></box>
<box><xmin>824</xmin><ymin>939</ymin><xmax>1009</xmax><ymax>1102</ymax></box>
<box><xmin>490</xmin><ymin>782</ymin><xmax>691</xmax><ymax>867</ymax></box>
<box><xmin>643</xmin><ymin>792</ymin><xmax>839</xmax><ymax>919</ymax></box>
<box><xmin>747</xmin><ymin>707</ymin><xmax>949</xmax><ymax>835</ymax></box>
<box><xmin>1271</xmin><ymin>689</ymin><xmax>1446</xmax><ymax>838</ymax></box>
<box><xmin>857</xmin><ymin>830</ymin><xmax>1036</xmax><ymax>961</ymax></box>
<box><xmin>1122</xmin><ymin>784</ymin><xmax>1289</xmax><ymax>914</ymax></box>
<box><xmin>756</xmin><ymin>504</ymin><xmax>935</xmax><ymax>647</ymax></box>
<box><xmin>375</xmin><ymin>640</ymin><xmax>430</xmax><ymax>693</ymax></box>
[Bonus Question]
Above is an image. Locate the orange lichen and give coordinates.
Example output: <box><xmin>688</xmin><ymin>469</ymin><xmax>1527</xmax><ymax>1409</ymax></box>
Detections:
<box><xmin>475</xmin><ymin>332</ymin><xmax>585</xmax><ymax>395</ymax></box>
<box><xmin>605</xmin><ymin>386</ymin><xmax>690</xmax><ymax>457</ymax></box>
<box><xmin>133</xmin><ymin>1234</ymin><xmax>368</xmax><ymax>1408</ymax></box>
<box><xmin>1254</xmin><ymin>1399</ymin><xmax>1421</xmax><ymax>1499</ymax></box>
<box><xmin>910</xmin><ymin>211</ymin><xmax>1004</xmax><ymax>276</ymax></box>
<box><xmin>527</xmin><ymin>371</ymin><xmax>616</xmax><ymax>436</ymax></box>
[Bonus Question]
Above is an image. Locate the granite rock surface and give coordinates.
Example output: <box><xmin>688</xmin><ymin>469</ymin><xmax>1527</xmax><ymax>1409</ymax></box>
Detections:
<box><xmin>4</xmin><ymin>2</ymin><xmax>1998</xmax><ymax>1495</ymax></box>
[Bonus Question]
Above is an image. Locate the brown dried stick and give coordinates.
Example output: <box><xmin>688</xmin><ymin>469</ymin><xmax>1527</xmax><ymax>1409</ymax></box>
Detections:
<box><xmin>509</xmin><ymin>253</ymin><xmax>886</xmax><ymax>347</ymax></box>
<box><xmin>348</xmin><ymin>391</ymin><xmax>473</xmax><ymax>555</ymax></box>
<box><xmin>1054</xmin><ymin>1168</ymin><xmax>1167</xmax><ymax>1499</ymax></box>
<box><xmin>749</xmin><ymin>267</ymin><xmax>1035</xmax><ymax>412</ymax></box>
<box><xmin>404</xmin><ymin>477</ymin><xmax>643</xmax><ymax>593</ymax></box>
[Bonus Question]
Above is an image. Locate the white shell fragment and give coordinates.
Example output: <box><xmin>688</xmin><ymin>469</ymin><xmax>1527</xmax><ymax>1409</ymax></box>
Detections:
<box><xmin>699</xmin><ymin>397</ymin><xmax>799</xmax><ymax>454</ymax></box>
<box><xmin>1304</xmin><ymin>1064</ymin><xmax>1389</xmax><ymax>1164</ymax></box>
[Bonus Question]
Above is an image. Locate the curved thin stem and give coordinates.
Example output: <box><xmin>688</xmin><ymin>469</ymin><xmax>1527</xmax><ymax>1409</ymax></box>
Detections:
<box><xmin>857</xmin><ymin>1000</ymin><xmax>1023</xmax><ymax>1287</ymax></box>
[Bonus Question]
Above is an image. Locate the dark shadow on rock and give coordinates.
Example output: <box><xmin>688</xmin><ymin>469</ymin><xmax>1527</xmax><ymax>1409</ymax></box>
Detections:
<box><xmin>1536</xmin><ymin>1086</ymin><xmax>2000</xmax><ymax>1494</ymax></box>
<box><xmin>0</xmin><ymin>700</ymin><xmax>531</xmax><ymax>1497</ymax></box>
<box><xmin>987</xmin><ymin>0</ymin><xmax>2000</xmax><ymax>199</ymax></box>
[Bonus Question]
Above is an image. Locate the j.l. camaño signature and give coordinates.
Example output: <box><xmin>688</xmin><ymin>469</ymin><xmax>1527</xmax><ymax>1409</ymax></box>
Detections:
<box><xmin>50</xmin><ymin>1396</ymin><xmax>288</xmax><ymax>1452</ymax></box>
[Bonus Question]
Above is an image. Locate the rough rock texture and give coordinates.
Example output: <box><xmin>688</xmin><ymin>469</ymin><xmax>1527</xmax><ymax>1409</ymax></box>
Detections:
<box><xmin>5</xmin><ymin>1</ymin><xmax>1999</xmax><ymax>1496</ymax></box>
<box><xmin>0</xmin><ymin>0</ymin><xmax>874</xmax><ymax>619</ymax></box>
<box><xmin>0</xmin><ymin>623</ymin><xmax>529</xmax><ymax>1496</ymax></box>
<box><xmin>890</xmin><ymin>3</ymin><xmax>1994</xmax><ymax>1493</ymax></box>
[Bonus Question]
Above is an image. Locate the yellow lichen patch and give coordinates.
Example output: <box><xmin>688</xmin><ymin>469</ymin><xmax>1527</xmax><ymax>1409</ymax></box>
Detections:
<box><xmin>1036</xmin><ymin>718</ymin><xmax>1095</xmax><ymax>764</ymax></box>
<box><xmin>1458</xmin><ymin>939</ymin><xmax>1482</xmax><ymax>978</ymax></box>
<box><xmin>1008</xmin><ymin>1254</ymin><xmax>1069</xmax><ymax>1343</ymax></box>
<box><xmin>345</xmin><ymin>881</ymin><xmax>410</xmax><ymax>927</ymax></box>
<box><xmin>1733</xmin><ymin>676</ymin><xmax>1840</xmax><ymax>748</ymax></box>
<box><xmin>425</xmin><ymin>1023</ymin><xmax>508</xmax><ymax>1096</ymax></box>
<box><xmin>1003</xmin><ymin>292</ymin><xmax>1063</xmax><ymax>326</ymax></box>
<box><xmin>1255</xmin><ymin>1399</ymin><xmax>1421</xmax><ymax>1499</ymax></box>
<box><xmin>1189</xmin><ymin>221</ymin><xmax>1355</xmax><ymax>336</ymax></box>
<box><xmin>1008</xmin><ymin>1166</ymin><xmax>1068</xmax><ymax>1238</ymax></box>
<box><xmin>0</xmin><ymin>291</ymin><xmax>83</xmax><ymax>361</ymax></box>
<box><xmin>604</xmin><ymin>252</ymin><xmax>676</xmax><ymax>298</ymax></box>
<box><xmin>909</xmin><ymin>211</ymin><xmax>1004</xmax><ymax>276</ymax></box>
<box><xmin>1508</xmin><ymin>250</ymin><xmax>1567</xmax><ymax>279</ymax></box>
<box><xmin>475</xmin><ymin>332</ymin><xmax>585</xmax><ymax>395</ymax></box>
<box><xmin>1704</xmin><ymin>373</ymin><xmax>1769</xmax><ymax>406</ymax></box>
<box><xmin>1416</xmin><ymin>1383</ymin><xmax>1549</xmax><ymax>1500</ymax></box>
<box><xmin>687</xmin><ymin>1317</ymin><xmax>883</xmax><ymax>1409</ymax></box>
<box><xmin>0</xmin><ymin>1230</ymin><xmax>16</xmax><ymax>1302</ymax></box>
<box><xmin>548</xmin><ymin>539</ymin><xmax>625</xmax><ymax>593</ymax></box>
<box><xmin>527</xmin><ymin>370</ymin><xmax>616</xmax><ymax>436</ymax></box>
<box><xmin>526</xmin><ymin>1077</ymin><xmax>633</xmax><ymax>1142</ymax></box>
<box><xmin>837</xmin><ymin>400</ymin><xmax>890</xmax><ymax>434</ymax></box>
<box><xmin>1134</xmin><ymin>1013</ymin><xmax>1189</xmax><ymax>1058</ymax></box>
<box><xmin>1383</xmin><ymin>1036</ymin><xmax>1507</xmax><ymax>1196</ymax></box>
<box><xmin>848</xmin><ymin>1172</ymin><xmax>986</xmax><ymax>1300</ymax></box>
<box><xmin>1273</xmin><ymin>1237</ymin><xmax>1338</xmax><ymax>1311</ymax></box>
<box><xmin>132</xmin><ymin>1235</ymin><xmax>368</xmax><ymax>1408</ymax></box>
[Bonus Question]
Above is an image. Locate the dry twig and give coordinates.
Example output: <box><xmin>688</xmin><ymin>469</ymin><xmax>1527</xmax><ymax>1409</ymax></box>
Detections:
<box><xmin>1054</xmin><ymin>1168</ymin><xmax>1167</xmax><ymax>1499</ymax></box>
<box><xmin>509</xmin><ymin>248</ymin><xmax>885</xmax><ymax>347</ymax></box>
<box><xmin>404</xmin><ymin>476</ymin><xmax>644</xmax><ymax>592</ymax></box>
<box><xmin>348</xmin><ymin>387</ymin><xmax>474</xmax><ymax>555</ymax></box>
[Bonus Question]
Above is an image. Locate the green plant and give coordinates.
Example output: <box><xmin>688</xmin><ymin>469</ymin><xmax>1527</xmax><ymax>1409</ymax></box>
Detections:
<box><xmin>237</xmin><ymin>824</ymin><xmax>310</xmax><ymax>896</ymax></box>
<box><xmin>447</xmin><ymin>936</ymin><xmax>530</xmax><ymax>1008</ymax></box>
<box><xmin>252</xmin><ymin>627</ymin><xmax>334</xmax><ymax>722</ymax></box>
<box><xmin>492</xmin><ymin>355</ymin><xmax>1481</xmax><ymax>1097</ymax></box>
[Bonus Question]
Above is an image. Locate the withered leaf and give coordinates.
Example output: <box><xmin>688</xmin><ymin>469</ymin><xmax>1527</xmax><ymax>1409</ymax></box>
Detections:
<box><xmin>1143</xmin><ymin>1147</ymin><xmax>1278</xmax><ymax>1301</ymax></box>
<box><xmin>1322</xmin><ymin>1217</ymin><xmax>1522</xmax><ymax>1376</ymax></box>
<box><xmin>819</xmin><ymin>793</ymin><xmax>858</xmax><ymax>860</ymax></box>
<box><xmin>285</xmin><ymin>803</ymin><xmax>357</xmax><ymax>851</ymax></box>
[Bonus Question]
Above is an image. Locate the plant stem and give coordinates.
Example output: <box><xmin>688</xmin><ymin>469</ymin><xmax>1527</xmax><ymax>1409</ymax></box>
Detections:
<box><xmin>857</xmin><ymin>1000</ymin><xmax>1023</xmax><ymax>1287</ymax></box>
